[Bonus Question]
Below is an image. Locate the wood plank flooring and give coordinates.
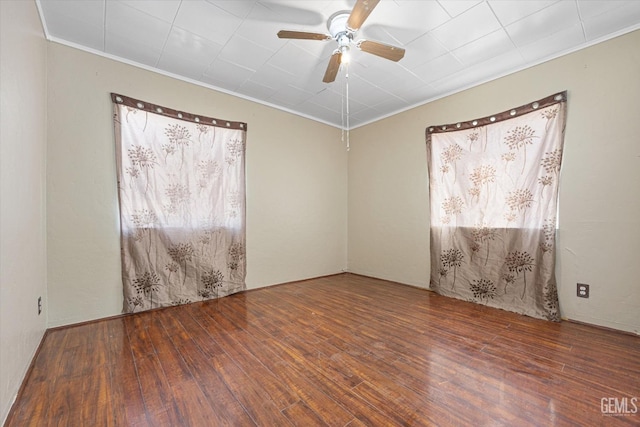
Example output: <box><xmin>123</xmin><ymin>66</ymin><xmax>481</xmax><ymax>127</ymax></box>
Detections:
<box><xmin>6</xmin><ymin>273</ymin><xmax>640</xmax><ymax>426</ymax></box>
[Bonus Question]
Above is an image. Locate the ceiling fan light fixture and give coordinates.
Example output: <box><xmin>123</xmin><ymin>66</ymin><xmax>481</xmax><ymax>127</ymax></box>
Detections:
<box><xmin>340</xmin><ymin>46</ymin><xmax>351</xmax><ymax>64</ymax></box>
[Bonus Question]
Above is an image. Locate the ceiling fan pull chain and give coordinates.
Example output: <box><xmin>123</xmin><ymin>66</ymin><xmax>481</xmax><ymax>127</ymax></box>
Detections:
<box><xmin>341</xmin><ymin>71</ymin><xmax>345</xmax><ymax>146</ymax></box>
<box><xmin>346</xmin><ymin>66</ymin><xmax>350</xmax><ymax>152</ymax></box>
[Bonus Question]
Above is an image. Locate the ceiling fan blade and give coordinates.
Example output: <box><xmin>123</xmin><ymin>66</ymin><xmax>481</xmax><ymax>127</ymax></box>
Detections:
<box><xmin>323</xmin><ymin>51</ymin><xmax>342</xmax><ymax>83</ymax></box>
<box><xmin>347</xmin><ymin>0</ymin><xmax>380</xmax><ymax>31</ymax></box>
<box><xmin>277</xmin><ymin>30</ymin><xmax>331</xmax><ymax>41</ymax></box>
<box><xmin>358</xmin><ymin>40</ymin><xmax>405</xmax><ymax>62</ymax></box>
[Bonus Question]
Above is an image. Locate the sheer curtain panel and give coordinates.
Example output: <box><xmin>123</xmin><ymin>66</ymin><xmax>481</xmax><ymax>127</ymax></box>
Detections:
<box><xmin>426</xmin><ymin>92</ymin><xmax>567</xmax><ymax>321</ymax></box>
<box><xmin>112</xmin><ymin>93</ymin><xmax>247</xmax><ymax>313</ymax></box>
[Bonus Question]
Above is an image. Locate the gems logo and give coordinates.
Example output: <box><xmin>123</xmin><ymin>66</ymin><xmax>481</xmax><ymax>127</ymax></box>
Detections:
<box><xmin>601</xmin><ymin>397</ymin><xmax>638</xmax><ymax>416</ymax></box>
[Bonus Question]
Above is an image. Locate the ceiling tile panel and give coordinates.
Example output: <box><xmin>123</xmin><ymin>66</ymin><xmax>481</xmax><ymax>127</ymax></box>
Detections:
<box><xmin>518</xmin><ymin>23</ymin><xmax>585</xmax><ymax>62</ymax></box>
<box><xmin>203</xmin><ymin>59</ymin><xmax>254</xmax><ymax>90</ymax></box>
<box><xmin>347</xmin><ymin>57</ymin><xmax>408</xmax><ymax>87</ymax></box>
<box><xmin>105</xmin><ymin>33</ymin><xmax>162</xmax><ymax>67</ymax></box>
<box><xmin>305</xmin><ymin>86</ymin><xmax>342</xmax><ymax>110</ymax></box>
<box><xmin>235</xmin><ymin>4</ymin><xmax>294</xmax><ymax>51</ymax></box>
<box><xmin>430</xmin><ymin>2</ymin><xmax>503</xmax><ymax>50</ymax></box>
<box><xmin>315</xmin><ymin>0</ymin><xmax>354</xmax><ymax>16</ymax></box>
<box><xmin>412</xmin><ymin>53</ymin><xmax>465</xmax><ymax>85</ymax></box>
<box><xmin>297</xmin><ymin>100</ymin><xmax>341</xmax><ymax>124</ymax></box>
<box><xmin>218</xmin><ymin>35</ymin><xmax>276</xmax><ymax>71</ymax></box>
<box><xmin>300</xmin><ymin>90</ymin><xmax>370</xmax><ymax>119</ymax></box>
<box><xmin>294</xmin><ymin>80</ymin><xmax>331</xmax><ymax>98</ymax></box>
<box><xmin>338</xmin><ymin>97</ymin><xmax>369</xmax><ymax>116</ymax></box>
<box><xmin>106</xmin><ymin>2</ymin><xmax>172</xmax><ymax>52</ymax></box>
<box><xmin>349</xmin><ymin>107</ymin><xmax>385</xmax><ymax>124</ymax></box>
<box><xmin>453</xmin><ymin>29</ymin><xmax>515</xmax><ymax>66</ymax></box>
<box><xmin>288</xmin><ymin>62</ymin><xmax>337</xmax><ymax>95</ymax></box>
<box><xmin>577</xmin><ymin>1</ymin><xmax>629</xmax><ymax>20</ymax></box>
<box><xmin>395</xmin><ymin>0</ymin><xmax>451</xmax><ymax>32</ymax></box>
<box><xmin>437</xmin><ymin>0</ymin><xmax>483</xmax><ymax>18</ymax></box>
<box><xmin>39</xmin><ymin>0</ymin><xmax>104</xmax><ymax>49</ymax></box>
<box><xmin>432</xmin><ymin>50</ymin><xmax>525</xmax><ymax>93</ymax></box>
<box><xmin>505</xmin><ymin>1</ymin><xmax>580</xmax><ymax>47</ymax></box>
<box><xmin>115</xmin><ymin>0</ymin><xmax>181</xmax><ymax>23</ymax></box>
<box><xmin>269</xmin><ymin>85</ymin><xmax>315</xmax><ymax>107</ymax></box>
<box><xmin>39</xmin><ymin>9</ymin><xmax>104</xmax><ymax>50</ymax></box>
<box><xmin>488</xmin><ymin>0</ymin><xmax>559</xmax><ymax>26</ymax></box>
<box><xmin>174</xmin><ymin>0</ymin><xmax>242</xmax><ymax>45</ymax></box>
<box><xmin>249</xmin><ymin>63</ymin><xmax>296</xmax><ymax>90</ymax></box>
<box><xmin>379</xmin><ymin>71</ymin><xmax>431</xmax><ymax>102</ymax></box>
<box><xmin>236</xmin><ymin>79</ymin><xmax>278</xmax><ymax>100</ymax></box>
<box><xmin>363</xmin><ymin>1</ymin><xmax>449</xmax><ymax>45</ymax></box>
<box><xmin>206</xmin><ymin>0</ymin><xmax>257</xmax><ymax>19</ymax></box>
<box><xmin>40</xmin><ymin>0</ymin><xmax>104</xmax><ymax>27</ymax></box>
<box><xmin>582</xmin><ymin>2</ymin><xmax>640</xmax><ymax>41</ymax></box>
<box><xmin>370</xmin><ymin>95</ymin><xmax>410</xmax><ymax>115</ymax></box>
<box><xmin>162</xmin><ymin>27</ymin><xmax>223</xmax><ymax>63</ymax></box>
<box><xmin>156</xmin><ymin>53</ymin><xmax>208</xmax><ymax>80</ymax></box>
<box><xmin>395</xmin><ymin>83</ymin><xmax>437</xmax><ymax>106</ymax></box>
<box><xmin>403</xmin><ymin>32</ymin><xmax>449</xmax><ymax>69</ymax></box>
<box><xmin>267</xmin><ymin>43</ymin><xmax>323</xmax><ymax>77</ymax></box>
<box><xmin>345</xmin><ymin>76</ymin><xmax>397</xmax><ymax>107</ymax></box>
<box><xmin>258</xmin><ymin>0</ymin><xmax>328</xmax><ymax>27</ymax></box>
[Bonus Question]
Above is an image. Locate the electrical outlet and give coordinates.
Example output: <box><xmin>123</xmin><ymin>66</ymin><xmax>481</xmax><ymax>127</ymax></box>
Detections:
<box><xmin>577</xmin><ymin>283</ymin><xmax>589</xmax><ymax>298</ymax></box>
<box><xmin>38</xmin><ymin>296</ymin><xmax>42</xmax><ymax>315</ymax></box>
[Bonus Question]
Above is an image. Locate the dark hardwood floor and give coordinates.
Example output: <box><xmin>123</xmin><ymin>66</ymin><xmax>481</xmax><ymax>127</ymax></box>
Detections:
<box><xmin>6</xmin><ymin>273</ymin><xmax>640</xmax><ymax>426</ymax></box>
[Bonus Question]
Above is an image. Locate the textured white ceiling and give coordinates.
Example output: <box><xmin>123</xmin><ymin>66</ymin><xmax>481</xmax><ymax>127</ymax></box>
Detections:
<box><xmin>37</xmin><ymin>0</ymin><xmax>640</xmax><ymax>128</ymax></box>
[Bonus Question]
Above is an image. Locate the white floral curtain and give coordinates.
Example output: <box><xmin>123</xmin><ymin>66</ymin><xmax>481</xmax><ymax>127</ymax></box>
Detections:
<box><xmin>112</xmin><ymin>93</ymin><xmax>247</xmax><ymax>313</ymax></box>
<box><xmin>426</xmin><ymin>92</ymin><xmax>566</xmax><ymax>321</ymax></box>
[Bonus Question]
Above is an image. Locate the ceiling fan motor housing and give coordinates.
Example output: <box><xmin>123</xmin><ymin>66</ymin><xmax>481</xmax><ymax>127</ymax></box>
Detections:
<box><xmin>328</xmin><ymin>11</ymin><xmax>354</xmax><ymax>42</ymax></box>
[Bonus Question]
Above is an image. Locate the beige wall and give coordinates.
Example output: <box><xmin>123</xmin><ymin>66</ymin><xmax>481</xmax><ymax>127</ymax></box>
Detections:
<box><xmin>46</xmin><ymin>43</ymin><xmax>347</xmax><ymax>327</ymax></box>
<box><xmin>0</xmin><ymin>1</ymin><xmax>48</xmax><ymax>423</ymax></box>
<box><xmin>349</xmin><ymin>29</ymin><xmax>640</xmax><ymax>334</ymax></box>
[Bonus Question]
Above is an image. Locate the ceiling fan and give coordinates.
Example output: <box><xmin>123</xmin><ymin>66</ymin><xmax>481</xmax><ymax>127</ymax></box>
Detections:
<box><xmin>277</xmin><ymin>0</ymin><xmax>405</xmax><ymax>83</ymax></box>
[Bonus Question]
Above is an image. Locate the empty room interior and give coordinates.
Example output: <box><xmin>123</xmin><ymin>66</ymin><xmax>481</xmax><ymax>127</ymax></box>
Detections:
<box><xmin>2</xmin><ymin>0</ymin><xmax>639</xmax><ymax>425</ymax></box>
